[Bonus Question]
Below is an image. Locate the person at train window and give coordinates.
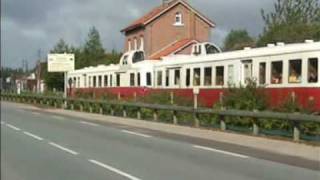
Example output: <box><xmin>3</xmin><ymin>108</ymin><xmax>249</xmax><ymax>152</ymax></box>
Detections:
<box><xmin>288</xmin><ymin>69</ymin><xmax>301</xmax><ymax>83</ymax></box>
<box><xmin>308</xmin><ymin>67</ymin><xmax>318</xmax><ymax>83</ymax></box>
<box><xmin>271</xmin><ymin>70</ymin><xmax>282</xmax><ymax>84</ymax></box>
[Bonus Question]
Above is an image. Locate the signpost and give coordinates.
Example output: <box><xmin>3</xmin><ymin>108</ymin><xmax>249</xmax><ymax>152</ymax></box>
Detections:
<box><xmin>47</xmin><ymin>54</ymin><xmax>75</xmax><ymax>98</ymax></box>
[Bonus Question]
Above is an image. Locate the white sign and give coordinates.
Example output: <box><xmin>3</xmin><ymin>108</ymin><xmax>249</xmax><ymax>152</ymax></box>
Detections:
<box><xmin>47</xmin><ymin>54</ymin><xmax>75</xmax><ymax>72</ymax></box>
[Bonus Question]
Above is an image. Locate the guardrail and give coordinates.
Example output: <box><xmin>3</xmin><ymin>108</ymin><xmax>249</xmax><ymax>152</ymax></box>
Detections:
<box><xmin>1</xmin><ymin>93</ymin><xmax>320</xmax><ymax>142</ymax></box>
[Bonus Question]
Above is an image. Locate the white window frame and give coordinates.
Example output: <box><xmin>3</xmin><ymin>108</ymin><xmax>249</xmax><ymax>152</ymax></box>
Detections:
<box><xmin>174</xmin><ymin>12</ymin><xmax>184</xmax><ymax>26</ymax></box>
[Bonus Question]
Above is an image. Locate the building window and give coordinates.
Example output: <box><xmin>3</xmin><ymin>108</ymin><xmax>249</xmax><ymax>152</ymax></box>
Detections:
<box><xmin>146</xmin><ymin>72</ymin><xmax>152</xmax><ymax>86</ymax></box>
<box><xmin>130</xmin><ymin>73</ymin><xmax>135</xmax><ymax>86</ymax></box>
<box><xmin>174</xmin><ymin>69</ymin><xmax>180</xmax><ymax>85</ymax></box>
<box><xmin>193</xmin><ymin>68</ymin><xmax>201</xmax><ymax>86</ymax></box>
<box><xmin>174</xmin><ymin>12</ymin><xmax>183</xmax><ymax>25</ymax></box>
<box><xmin>137</xmin><ymin>73</ymin><xmax>141</xmax><ymax>86</ymax></box>
<box><xmin>116</xmin><ymin>74</ymin><xmax>120</xmax><ymax>87</ymax></box>
<box><xmin>140</xmin><ymin>36</ymin><xmax>144</xmax><ymax>50</ymax></box>
<box><xmin>288</xmin><ymin>59</ymin><xmax>302</xmax><ymax>83</ymax></box>
<box><xmin>157</xmin><ymin>71</ymin><xmax>162</xmax><ymax>86</ymax></box>
<box><xmin>132</xmin><ymin>51</ymin><xmax>144</xmax><ymax>63</ymax></box>
<box><xmin>165</xmin><ymin>70</ymin><xmax>169</xmax><ymax>87</ymax></box>
<box><xmin>98</xmin><ymin>76</ymin><xmax>102</xmax><ymax>87</ymax></box>
<box><xmin>271</xmin><ymin>61</ymin><xmax>283</xmax><ymax>84</ymax></box>
<box><xmin>308</xmin><ymin>58</ymin><xmax>318</xmax><ymax>83</ymax></box>
<box><xmin>259</xmin><ymin>63</ymin><xmax>266</xmax><ymax>85</ymax></box>
<box><xmin>186</xmin><ymin>69</ymin><xmax>190</xmax><ymax>87</ymax></box>
<box><xmin>134</xmin><ymin>38</ymin><xmax>137</xmax><ymax>50</ymax></box>
<box><xmin>93</xmin><ymin>76</ymin><xmax>97</xmax><ymax>87</ymax></box>
<box><xmin>128</xmin><ymin>40</ymin><xmax>131</xmax><ymax>51</ymax></box>
<box><xmin>216</xmin><ymin>66</ymin><xmax>224</xmax><ymax>86</ymax></box>
<box><xmin>104</xmin><ymin>75</ymin><xmax>108</xmax><ymax>87</ymax></box>
<box><xmin>204</xmin><ymin>67</ymin><xmax>212</xmax><ymax>86</ymax></box>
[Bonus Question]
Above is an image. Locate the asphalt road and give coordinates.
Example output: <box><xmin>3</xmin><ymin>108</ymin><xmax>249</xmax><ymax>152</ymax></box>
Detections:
<box><xmin>1</xmin><ymin>102</ymin><xmax>319</xmax><ymax>180</ymax></box>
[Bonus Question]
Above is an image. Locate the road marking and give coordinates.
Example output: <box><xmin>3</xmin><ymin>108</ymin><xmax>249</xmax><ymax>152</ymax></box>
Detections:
<box><xmin>80</xmin><ymin>121</ymin><xmax>99</xmax><ymax>127</ymax></box>
<box><xmin>49</xmin><ymin>142</ymin><xmax>79</xmax><ymax>155</ymax></box>
<box><xmin>122</xmin><ymin>130</ymin><xmax>152</xmax><ymax>138</ymax></box>
<box><xmin>88</xmin><ymin>159</ymin><xmax>141</xmax><ymax>180</ymax></box>
<box><xmin>193</xmin><ymin>145</ymin><xmax>249</xmax><ymax>159</ymax></box>
<box><xmin>0</xmin><ymin>121</ymin><xmax>5</xmax><ymax>125</ymax></box>
<box><xmin>23</xmin><ymin>131</ymin><xmax>43</xmax><ymax>141</ymax></box>
<box><xmin>6</xmin><ymin>124</ymin><xmax>21</xmax><ymax>131</ymax></box>
<box><xmin>32</xmin><ymin>112</ymin><xmax>41</xmax><ymax>115</ymax></box>
<box><xmin>52</xmin><ymin>115</ymin><xmax>65</xmax><ymax>120</ymax></box>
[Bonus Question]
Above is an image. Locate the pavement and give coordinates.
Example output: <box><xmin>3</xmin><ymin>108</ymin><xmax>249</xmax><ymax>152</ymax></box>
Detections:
<box><xmin>1</xmin><ymin>101</ymin><xmax>320</xmax><ymax>180</ymax></box>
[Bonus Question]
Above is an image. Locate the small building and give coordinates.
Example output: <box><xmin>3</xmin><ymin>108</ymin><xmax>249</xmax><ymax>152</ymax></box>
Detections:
<box><xmin>121</xmin><ymin>0</ymin><xmax>215</xmax><ymax>59</ymax></box>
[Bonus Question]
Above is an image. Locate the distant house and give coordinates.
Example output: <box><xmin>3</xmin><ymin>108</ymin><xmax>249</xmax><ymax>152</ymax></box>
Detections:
<box><xmin>121</xmin><ymin>0</ymin><xmax>215</xmax><ymax>59</ymax></box>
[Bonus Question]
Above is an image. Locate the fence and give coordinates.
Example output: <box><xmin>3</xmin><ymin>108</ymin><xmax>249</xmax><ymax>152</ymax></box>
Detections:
<box><xmin>1</xmin><ymin>93</ymin><xmax>320</xmax><ymax>142</ymax></box>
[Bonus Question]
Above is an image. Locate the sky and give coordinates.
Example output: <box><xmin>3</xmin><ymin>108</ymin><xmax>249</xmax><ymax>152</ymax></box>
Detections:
<box><xmin>1</xmin><ymin>0</ymin><xmax>276</xmax><ymax>68</ymax></box>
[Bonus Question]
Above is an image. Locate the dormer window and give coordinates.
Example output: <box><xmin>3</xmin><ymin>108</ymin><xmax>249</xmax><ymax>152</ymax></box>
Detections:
<box><xmin>174</xmin><ymin>12</ymin><xmax>183</xmax><ymax>26</ymax></box>
<box><xmin>122</xmin><ymin>55</ymin><xmax>128</xmax><ymax>65</ymax></box>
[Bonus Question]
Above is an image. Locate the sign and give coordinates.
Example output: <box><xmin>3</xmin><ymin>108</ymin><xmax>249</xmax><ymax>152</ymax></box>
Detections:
<box><xmin>47</xmin><ymin>54</ymin><xmax>75</xmax><ymax>72</ymax></box>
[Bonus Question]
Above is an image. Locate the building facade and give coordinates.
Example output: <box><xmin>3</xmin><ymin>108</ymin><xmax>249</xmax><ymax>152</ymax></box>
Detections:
<box><xmin>121</xmin><ymin>0</ymin><xmax>215</xmax><ymax>59</ymax></box>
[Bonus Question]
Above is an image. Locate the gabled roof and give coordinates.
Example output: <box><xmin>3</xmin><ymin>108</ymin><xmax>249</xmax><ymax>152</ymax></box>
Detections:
<box><xmin>149</xmin><ymin>39</ymin><xmax>198</xmax><ymax>60</ymax></box>
<box><xmin>121</xmin><ymin>0</ymin><xmax>215</xmax><ymax>33</ymax></box>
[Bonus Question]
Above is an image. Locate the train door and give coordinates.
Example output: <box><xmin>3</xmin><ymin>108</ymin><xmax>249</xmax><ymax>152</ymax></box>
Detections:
<box><xmin>242</xmin><ymin>60</ymin><xmax>253</xmax><ymax>84</ymax></box>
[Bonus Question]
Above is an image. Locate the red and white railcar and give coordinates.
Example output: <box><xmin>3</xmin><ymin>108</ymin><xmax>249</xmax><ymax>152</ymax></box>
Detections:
<box><xmin>68</xmin><ymin>40</ymin><xmax>320</xmax><ymax>110</ymax></box>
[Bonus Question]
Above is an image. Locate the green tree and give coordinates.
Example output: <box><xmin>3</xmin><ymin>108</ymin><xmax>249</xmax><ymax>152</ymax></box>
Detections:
<box><xmin>223</xmin><ymin>29</ymin><xmax>255</xmax><ymax>51</ymax></box>
<box><xmin>103</xmin><ymin>49</ymin><xmax>122</xmax><ymax>65</ymax></box>
<box><xmin>258</xmin><ymin>0</ymin><xmax>320</xmax><ymax>46</ymax></box>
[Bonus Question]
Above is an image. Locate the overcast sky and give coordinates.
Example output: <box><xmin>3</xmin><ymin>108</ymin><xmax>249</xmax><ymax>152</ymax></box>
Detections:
<box><xmin>1</xmin><ymin>0</ymin><xmax>276</xmax><ymax>68</ymax></box>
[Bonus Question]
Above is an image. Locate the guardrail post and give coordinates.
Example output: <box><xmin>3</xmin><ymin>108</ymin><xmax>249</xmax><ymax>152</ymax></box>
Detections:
<box><xmin>99</xmin><ymin>104</ymin><xmax>103</xmax><ymax>114</ymax></box>
<box><xmin>293</xmin><ymin>121</ymin><xmax>300</xmax><ymax>142</ymax></box>
<box><xmin>252</xmin><ymin>118</ymin><xmax>259</xmax><ymax>136</ymax></box>
<box><xmin>220</xmin><ymin>115</ymin><xmax>226</xmax><ymax>131</ymax></box>
<box><xmin>153</xmin><ymin>109</ymin><xmax>158</xmax><ymax>121</ymax></box>
<box><xmin>123</xmin><ymin>106</ymin><xmax>127</xmax><ymax>118</ymax></box>
<box><xmin>110</xmin><ymin>105</ymin><xmax>115</xmax><ymax>116</ymax></box>
<box><xmin>173</xmin><ymin>111</ymin><xmax>178</xmax><ymax>125</ymax></box>
<box><xmin>89</xmin><ymin>103</ymin><xmax>93</xmax><ymax>113</ymax></box>
<box><xmin>80</xmin><ymin>103</ymin><xmax>83</xmax><ymax>112</ymax></box>
<box><xmin>194</xmin><ymin>112</ymin><xmax>199</xmax><ymax>128</ymax></box>
<box><xmin>137</xmin><ymin>108</ymin><xmax>141</xmax><ymax>119</ymax></box>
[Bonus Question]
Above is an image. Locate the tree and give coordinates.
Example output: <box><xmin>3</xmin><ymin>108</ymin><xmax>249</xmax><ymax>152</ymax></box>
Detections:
<box><xmin>103</xmin><ymin>49</ymin><xmax>122</xmax><ymax>65</ymax></box>
<box><xmin>50</xmin><ymin>39</ymin><xmax>70</xmax><ymax>53</ymax></box>
<box><xmin>79</xmin><ymin>26</ymin><xmax>105</xmax><ymax>68</ymax></box>
<box><xmin>258</xmin><ymin>0</ymin><xmax>320</xmax><ymax>46</ymax></box>
<box><xmin>223</xmin><ymin>29</ymin><xmax>255</xmax><ymax>51</ymax></box>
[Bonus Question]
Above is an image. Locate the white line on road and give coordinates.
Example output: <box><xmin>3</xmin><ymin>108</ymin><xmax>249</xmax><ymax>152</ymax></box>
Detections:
<box><xmin>6</xmin><ymin>124</ymin><xmax>21</xmax><ymax>131</ymax></box>
<box><xmin>49</xmin><ymin>142</ymin><xmax>79</xmax><ymax>155</ymax></box>
<box><xmin>88</xmin><ymin>159</ymin><xmax>141</xmax><ymax>180</ymax></box>
<box><xmin>193</xmin><ymin>145</ymin><xmax>249</xmax><ymax>159</ymax></box>
<box><xmin>121</xmin><ymin>130</ymin><xmax>152</xmax><ymax>138</ymax></box>
<box><xmin>80</xmin><ymin>121</ymin><xmax>99</xmax><ymax>127</ymax></box>
<box><xmin>23</xmin><ymin>131</ymin><xmax>43</xmax><ymax>141</ymax></box>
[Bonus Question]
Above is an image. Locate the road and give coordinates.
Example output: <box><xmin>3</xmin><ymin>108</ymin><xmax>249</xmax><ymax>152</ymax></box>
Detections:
<box><xmin>1</xmin><ymin>102</ymin><xmax>319</xmax><ymax>180</ymax></box>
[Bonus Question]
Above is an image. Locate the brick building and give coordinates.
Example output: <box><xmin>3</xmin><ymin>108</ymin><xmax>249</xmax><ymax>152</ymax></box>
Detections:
<box><xmin>121</xmin><ymin>0</ymin><xmax>215</xmax><ymax>59</ymax></box>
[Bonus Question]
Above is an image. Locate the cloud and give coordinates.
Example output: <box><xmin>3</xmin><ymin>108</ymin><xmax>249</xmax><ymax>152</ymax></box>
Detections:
<box><xmin>1</xmin><ymin>0</ymin><xmax>275</xmax><ymax>68</ymax></box>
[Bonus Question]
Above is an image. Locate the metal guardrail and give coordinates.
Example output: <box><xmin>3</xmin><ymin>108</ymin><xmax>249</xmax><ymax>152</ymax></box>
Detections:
<box><xmin>1</xmin><ymin>93</ymin><xmax>320</xmax><ymax>142</ymax></box>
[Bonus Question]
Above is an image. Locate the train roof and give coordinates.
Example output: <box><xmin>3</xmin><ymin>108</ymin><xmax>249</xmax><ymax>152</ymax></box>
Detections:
<box><xmin>158</xmin><ymin>40</ymin><xmax>320</xmax><ymax>66</ymax></box>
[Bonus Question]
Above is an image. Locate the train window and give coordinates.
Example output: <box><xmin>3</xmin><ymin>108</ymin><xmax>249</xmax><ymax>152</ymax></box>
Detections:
<box><xmin>157</xmin><ymin>71</ymin><xmax>162</xmax><ymax>86</ymax></box>
<box><xmin>174</xmin><ymin>69</ymin><xmax>180</xmax><ymax>85</ymax></box>
<box><xmin>104</xmin><ymin>75</ymin><xmax>108</xmax><ymax>87</ymax></box>
<box><xmin>110</xmin><ymin>75</ymin><xmax>113</xmax><ymax>87</ymax></box>
<box><xmin>204</xmin><ymin>67</ymin><xmax>212</xmax><ymax>86</ymax></box>
<box><xmin>259</xmin><ymin>63</ymin><xmax>266</xmax><ymax>85</ymax></box>
<box><xmin>116</xmin><ymin>74</ymin><xmax>120</xmax><ymax>87</ymax></box>
<box><xmin>186</xmin><ymin>69</ymin><xmax>190</xmax><ymax>87</ymax></box>
<box><xmin>205</xmin><ymin>44</ymin><xmax>220</xmax><ymax>54</ymax></box>
<box><xmin>137</xmin><ymin>73</ymin><xmax>141</xmax><ymax>86</ymax></box>
<box><xmin>308</xmin><ymin>58</ymin><xmax>318</xmax><ymax>83</ymax></box>
<box><xmin>271</xmin><ymin>61</ymin><xmax>283</xmax><ymax>84</ymax></box>
<box><xmin>132</xmin><ymin>51</ymin><xmax>145</xmax><ymax>63</ymax></box>
<box><xmin>288</xmin><ymin>59</ymin><xmax>302</xmax><ymax>83</ymax></box>
<box><xmin>146</xmin><ymin>72</ymin><xmax>152</xmax><ymax>86</ymax></box>
<box><xmin>73</xmin><ymin>77</ymin><xmax>76</xmax><ymax>88</ymax></box>
<box><xmin>98</xmin><ymin>76</ymin><xmax>102</xmax><ymax>87</ymax></box>
<box><xmin>165</xmin><ymin>70</ymin><xmax>169</xmax><ymax>87</ymax></box>
<box><xmin>193</xmin><ymin>68</ymin><xmax>201</xmax><ymax>86</ymax></box>
<box><xmin>228</xmin><ymin>65</ymin><xmax>234</xmax><ymax>84</ymax></box>
<box><xmin>123</xmin><ymin>55</ymin><xmax>128</xmax><ymax>65</ymax></box>
<box><xmin>93</xmin><ymin>76</ymin><xmax>97</xmax><ymax>87</ymax></box>
<box><xmin>216</xmin><ymin>66</ymin><xmax>224</xmax><ymax>86</ymax></box>
<box><xmin>130</xmin><ymin>73</ymin><xmax>135</xmax><ymax>86</ymax></box>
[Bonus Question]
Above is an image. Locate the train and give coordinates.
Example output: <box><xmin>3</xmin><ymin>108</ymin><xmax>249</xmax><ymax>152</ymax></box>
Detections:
<box><xmin>68</xmin><ymin>40</ymin><xmax>320</xmax><ymax>111</ymax></box>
